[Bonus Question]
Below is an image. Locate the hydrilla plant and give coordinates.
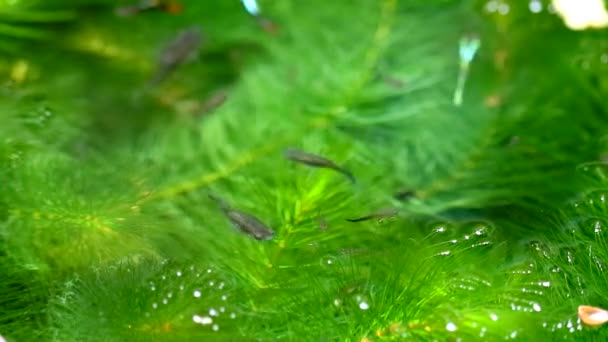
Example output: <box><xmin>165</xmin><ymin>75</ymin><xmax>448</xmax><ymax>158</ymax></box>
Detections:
<box><xmin>1</xmin><ymin>0</ymin><xmax>608</xmax><ymax>341</ymax></box>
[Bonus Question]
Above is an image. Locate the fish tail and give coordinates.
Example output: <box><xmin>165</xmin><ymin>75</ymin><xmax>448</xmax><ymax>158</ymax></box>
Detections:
<box><xmin>336</xmin><ymin>167</ymin><xmax>356</xmax><ymax>183</ymax></box>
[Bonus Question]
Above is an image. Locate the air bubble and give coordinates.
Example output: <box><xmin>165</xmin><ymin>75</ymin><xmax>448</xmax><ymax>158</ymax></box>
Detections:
<box><xmin>207</xmin><ymin>268</ymin><xmax>213</xmax><ymax>273</ymax></box>
<box><xmin>212</xmin><ymin>324</ymin><xmax>219</xmax><ymax>331</ymax></box>
<box><xmin>162</xmin><ymin>298</ymin><xmax>168</xmax><ymax>305</ymax></box>
<box><xmin>179</xmin><ymin>285</ymin><xmax>185</xmax><ymax>291</ymax></box>
<box><xmin>533</xmin><ymin>303</ymin><xmax>542</xmax><ymax>312</ymax></box>
<box><xmin>230</xmin><ymin>313</ymin><xmax>236</xmax><ymax>319</ymax></box>
<box><xmin>485</xmin><ymin>0</ymin><xmax>498</xmax><ymax>12</ymax></box>
<box><xmin>582</xmin><ymin>218</ymin><xmax>606</xmax><ymax>237</ymax></box>
<box><xmin>529</xmin><ymin>0</ymin><xmax>542</xmax><ymax>13</ymax></box>
<box><xmin>193</xmin><ymin>315</ymin><xmax>213</xmax><ymax>325</ymax></box>
<box><xmin>498</xmin><ymin>3</ymin><xmax>509</xmax><ymax>15</ymax></box>
<box><xmin>320</xmin><ymin>256</ymin><xmax>335</xmax><ymax>266</ymax></box>
<box><xmin>152</xmin><ymin>302</ymin><xmax>158</xmax><ymax>309</ymax></box>
<box><xmin>359</xmin><ymin>301</ymin><xmax>370</xmax><ymax>310</ymax></box>
<box><xmin>209</xmin><ymin>308</ymin><xmax>219</xmax><ymax>316</ymax></box>
<box><xmin>527</xmin><ymin>240</ymin><xmax>551</xmax><ymax>258</ymax></box>
<box><xmin>560</xmin><ymin>247</ymin><xmax>577</xmax><ymax>264</ymax></box>
<box><xmin>150</xmin><ymin>285</ymin><xmax>156</xmax><ymax>291</ymax></box>
<box><xmin>221</xmin><ymin>295</ymin><xmax>227</xmax><ymax>301</ymax></box>
<box><xmin>446</xmin><ymin>322</ymin><xmax>458</xmax><ymax>332</ymax></box>
<box><xmin>167</xmin><ymin>292</ymin><xmax>173</xmax><ymax>298</ymax></box>
<box><xmin>209</xmin><ymin>281</ymin><xmax>215</xmax><ymax>287</ymax></box>
<box><xmin>218</xmin><ymin>282</ymin><xmax>225</xmax><ymax>290</ymax></box>
<box><xmin>194</xmin><ymin>290</ymin><xmax>202</xmax><ymax>298</ymax></box>
<box><xmin>161</xmin><ymin>275</ymin><xmax>166</xmax><ymax>280</ymax></box>
<box><xmin>490</xmin><ymin>313</ymin><xmax>498</xmax><ymax>321</ymax></box>
<box><xmin>601</xmin><ymin>54</ymin><xmax>608</xmax><ymax>64</ymax></box>
<box><xmin>176</xmin><ymin>270</ymin><xmax>182</xmax><ymax>277</ymax></box>
<box><xmin>220</xmin><ymin>306</ymin><xmax>225</xmax><ymax>313</ymax></box>
<box><xmin>333</xmin><ymin>298</ymin><xmax>342</xmax><ymax>307</ymax></box>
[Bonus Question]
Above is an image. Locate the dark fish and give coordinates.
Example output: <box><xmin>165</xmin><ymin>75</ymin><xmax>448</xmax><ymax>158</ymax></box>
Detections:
<box><xmin>209</xmin><ymin>194</ymin><xmax>274</xmax><ymax>240</ymax></box>
<box><xmin>115</xmin><ymin>0</ymin><xmax>182</xmax><ymax>17</ymax></box>
<box><xmin>150</xmin><ymin>26</ymin><xmax>203</xmax><ymax>85</ymax></box>
<box><xmin>317</xmin><ymin>210</ymin><xmax>328</xmax><ymax>231</ymax></box>
<box><xmin>200</xmin><ymin>92</ymin><xmax>227</xmax><ymax>114</ymax></box>
<box><xmin>393</xmin><ymin>190</ymin><xmax>415</xmax><ymax>201</ymax></box>
<box><xmin>346</xmin><ymin>208</ymin><xmax>399</xmax><ymax>222</ymax></box>
<box><xmin>284</xmin><ymin>149</ymin><xmax>356</xmax><ymax>183</ymax></box>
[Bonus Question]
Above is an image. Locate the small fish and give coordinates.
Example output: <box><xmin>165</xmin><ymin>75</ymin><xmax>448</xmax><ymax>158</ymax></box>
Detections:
<box><xmin>393</xmin><ymin>190</ymin><xmax>415</xmax><ymax>201</ymax></box>
<box><xmin>150</xmin><ymin>26</ymin><xmax>203</xmax><ymax>85</ymax></box>
<box><xmin>317</xmin><ymin>210</ymin><xmax>328</xmax><ymax>230</ymax></box>
<box><xmin>115</xmin><ymin>0</ymin><xmax>182</xmax><ymax>17</ymax></box>
<box><xmin>346</xmin><ymin>208</ymin><xmax>399</xmax><ymax>223</ymax></box>
<box><xmin>578</xmin><ymin>305</ymin><xmax>608</xmax><ymax>326</ymax></box>
<box><xmin>284</xmin><ymin>149</ymin><xmax>356</xmax><ymax>183</ymax></box>
<box><xmin>200</xmin><ymin>92</ymin><xmax>227</xmax><ymax>114</ymax></box>
<box><xmin>209</xmin><ymin>194</ymin><xmax>274</xmax><ymax>240</ymax></box>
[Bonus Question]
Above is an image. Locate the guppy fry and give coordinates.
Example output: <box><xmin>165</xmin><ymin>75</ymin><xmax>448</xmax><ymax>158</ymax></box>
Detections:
<box><xmin>346</xmin><ymin>208</ymin><xmax>399</xmax><ymax>223</ymax></box>
<box><xmin>284</xmin><ymin>149</ymin><xmax>356</xmax><ymax>183</ymax></box>
<box><xmin>208</xmin><ymin>194</ymin><xmax>275</xmax><ymax>240</ymax></box>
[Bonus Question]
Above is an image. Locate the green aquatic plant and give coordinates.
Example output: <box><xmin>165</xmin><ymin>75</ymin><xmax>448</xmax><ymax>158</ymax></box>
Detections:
<box><xmin>1</xmin><ymin>0</ymin><xmax>608</xmax><ymax>340</ymax></box>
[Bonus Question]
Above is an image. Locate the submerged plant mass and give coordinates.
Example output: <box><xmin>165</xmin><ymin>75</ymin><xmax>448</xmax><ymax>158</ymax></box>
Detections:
<box><xmin>1</xmin><ymin>0</ymin><xmax>608</xmax><ymax>341</ymax></box>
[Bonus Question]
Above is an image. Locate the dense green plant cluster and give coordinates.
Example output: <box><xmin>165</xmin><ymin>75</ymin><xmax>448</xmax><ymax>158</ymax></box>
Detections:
<box><xmin>1</xmin><ymin>0</ymin><xmax>608</xmax><ymax>340</ymax></box>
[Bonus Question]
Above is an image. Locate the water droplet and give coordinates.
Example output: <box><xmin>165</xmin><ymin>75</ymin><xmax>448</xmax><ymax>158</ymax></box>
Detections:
<box><xmin>218</xmin><ymin>282</ymin><xmax>225</xmax><ymax>289</ymax></box>
<box><xmin>529</xmin><ymin>0</ymin><xmax>542</xmax><ymax>13</ymax></box>
<box><xmin>527</xmin><ymin>240</ymin><xmax>551</xmax><ymax>258</ymax></box>
<box><xmin>207</xmin><ymin>268</ymin><xmax>213</xmax><ymax>273</ymax></box>
<box><xmin>446</xmin><ymin>322</ymin><xmax>458</xmax><ymax>332</ymax></box>
<box><xmin>490</xmin><ymin>313</ymin><xmax>498</xmax><ymax>321</ymax></box>
<box><xmin>436</xmin><ymin>250</ymin><xmax>451</xmax><ymax>256</ymax></box>
<box><xmin>533</xmin><ymin>303</ymin><xmax>542</xmax><ymax>312</ymax></box>
<box><xmin>220</xmin><ymin>306</ymin><xmax>225</xmax><ymax>313</ymax></box>
<box><xmin>209</xmin><ymin>308</ymin><xmax>219</xmax><ymax>316</ymax></box>
<box><xmin>150</xmin><ymin>286</ymin><xmax>156</xmax><ymax>291</ymax></box>
<box><xmin>230</xmin><ymin>313</ymin><xmax>236</xmax><ymax>319</ymax></box>
<box><xmin>601</xmin><ymin>54</ymin><xmax>608</xmax><ymax>64</ymax></box>
<box><xmin>161</xmin><ymin>275</ymin><xmax>166</xmax><ymax>280</ymax></box>
<box><xmin>167</xmin><ymin>292</ymin><xmax>173</xmax><ymax>298</ymax></box>
<box><xmin>152</xmin><ymin>302</ymin><xmax>158</xmax><ymax>309</ymax></box>
<box><xmin>221</xmin><ymin>295</ymin><xmax>227</xmax><ymax>301</ymax></box>
<box><xmin>212</xmin><ymin>324</ymin><xmax>219</xmax><ymax>331</ymax></box>
<box><xmin>162</xmin><ymin>298</ymin><xmax>168</xmax><ymax>305</ymax></box>
<box><xmin>193</xmin><ymin>290</ymin><xmax>202</xmax><ymax>298</ymax></box>
<box><xmin>333</xmin><ymin>298</ymin><xmax>342</xmax><ymax>307</ymax></box>
<box><xmin>179</xmin><ymin>284</ymin><xmax>185</xmax><ymax>291</ymax></box>
<box><xmin>359</xmin><ymin>301</ymin><xmax>370</xmax><ymax>310</ymax></box>
<box><xmin>176</xmin><ymin>270</ymin><xmax>182</xmax><ymax>277</ymax></box>
<box><xmin>509</xmin><ymin>330</ymin><xmax>517</xmax><ymax>338</ymax></box>
<box><xmin>209</xmin><ymin>281</ymin><xmax>215</xmax><ymax>287</ymax></box>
